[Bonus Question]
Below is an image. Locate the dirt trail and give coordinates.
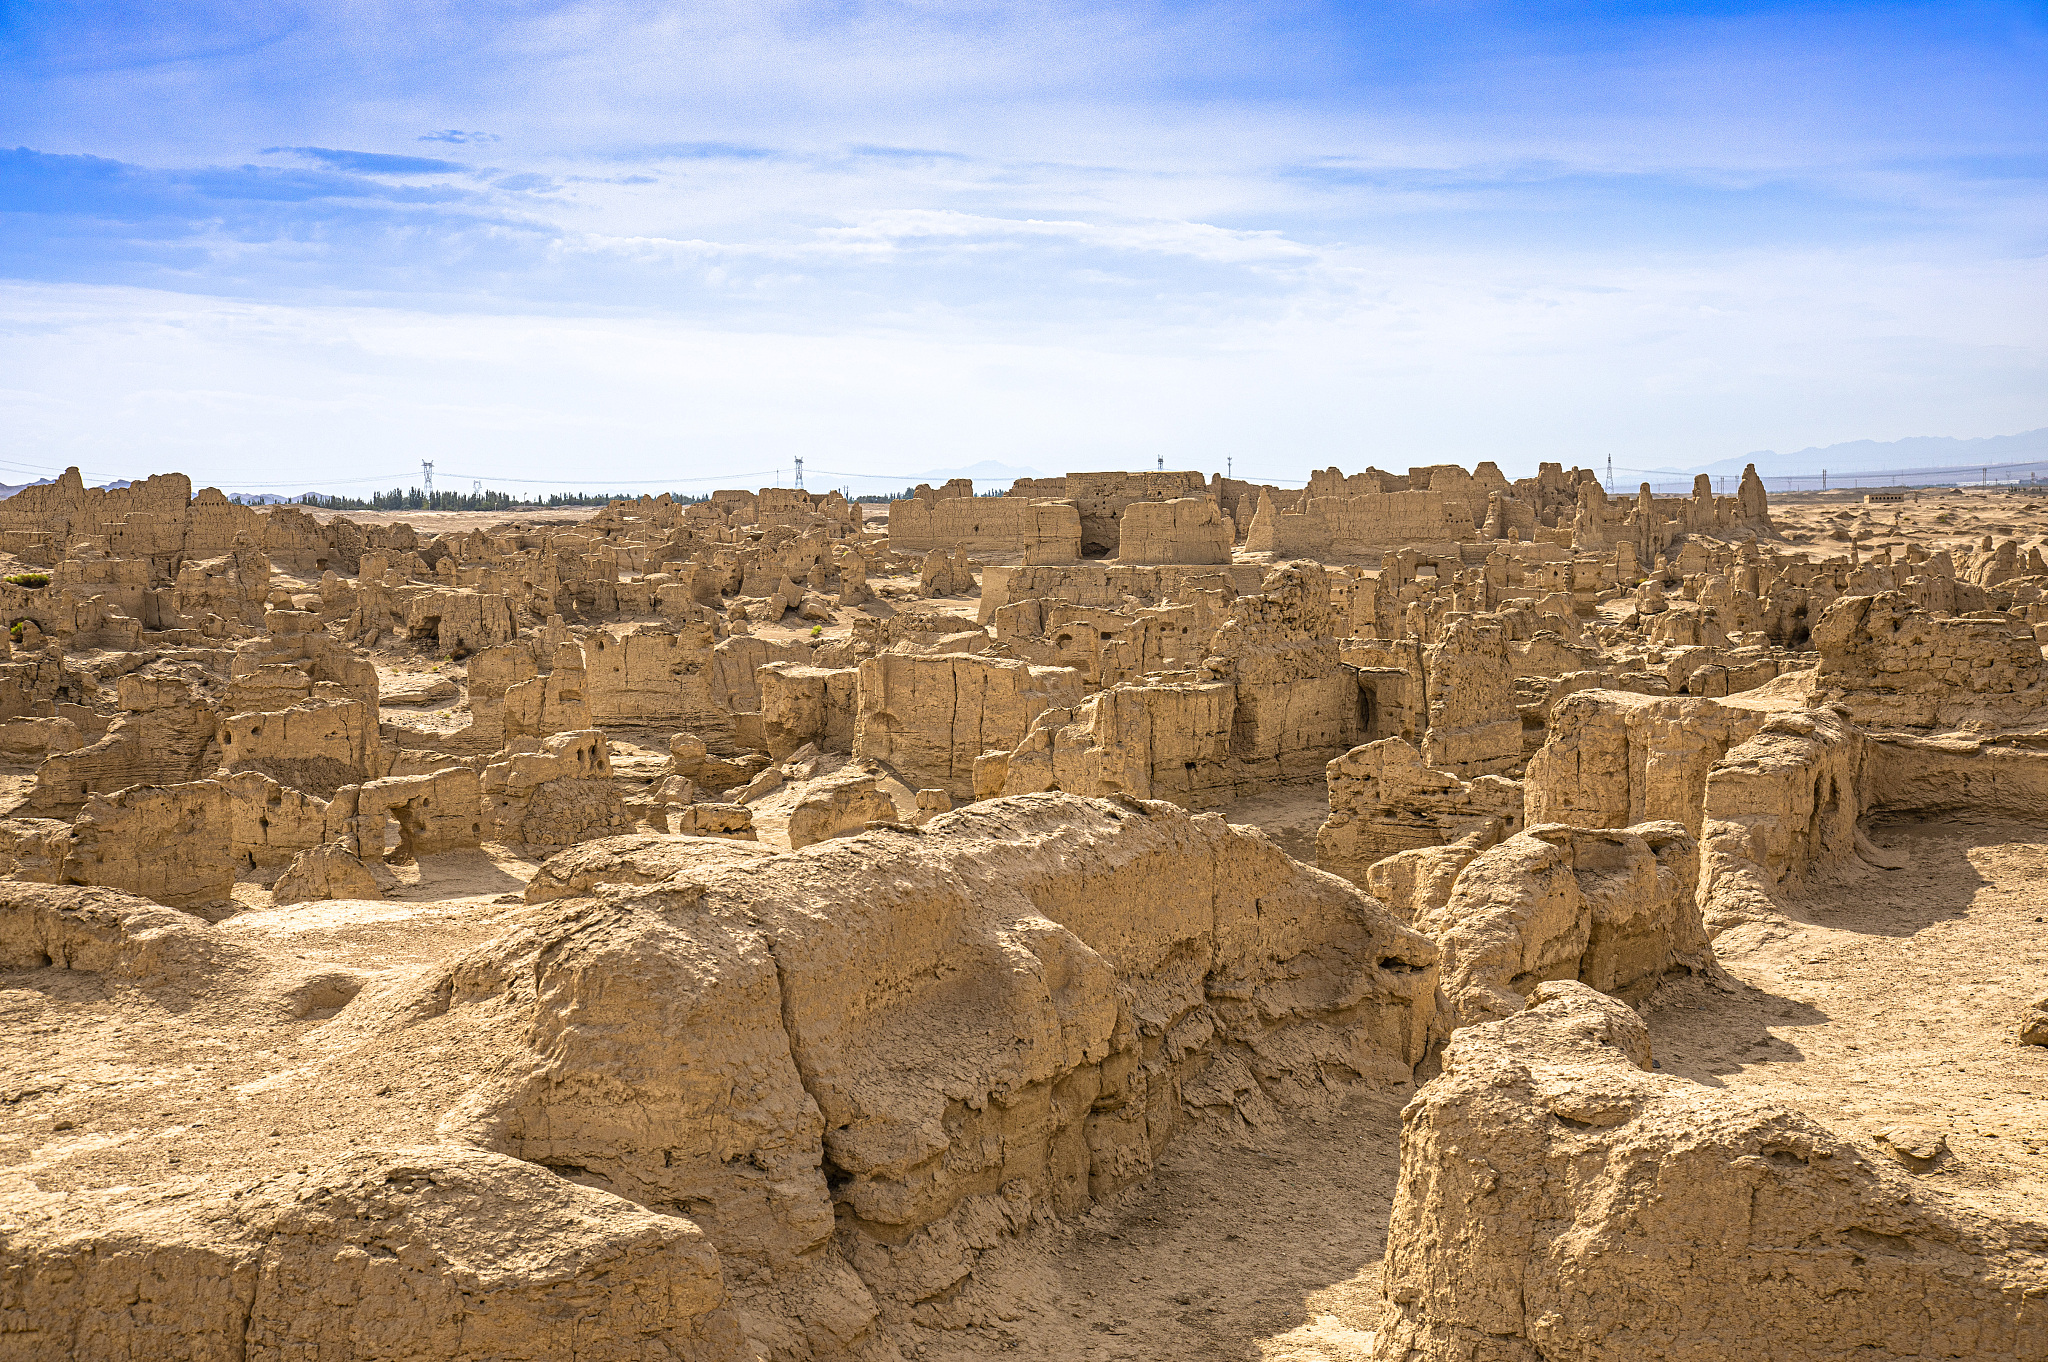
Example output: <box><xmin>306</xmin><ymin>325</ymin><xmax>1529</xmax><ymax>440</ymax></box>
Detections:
<box><xmin>915</xmin><ymin>1088</ymin><xmax>1409</xmax><ymax>1362</ymax></box>
<box><xmin>1214</xmin><ymin>779</ymin><xmax>1331</xmax><ymax>864</ymax></box>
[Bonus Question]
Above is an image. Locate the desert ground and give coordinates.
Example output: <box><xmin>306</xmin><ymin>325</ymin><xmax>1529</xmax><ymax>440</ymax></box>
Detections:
<box><xmin>0</xmin><ymin>465</ymin><xmax>2042</xmax><ymax>1360</ymax></box>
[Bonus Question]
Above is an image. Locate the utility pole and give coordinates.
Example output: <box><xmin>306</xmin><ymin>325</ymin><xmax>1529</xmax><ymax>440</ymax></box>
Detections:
<box><xmin>1226</xmin><ymin>457</ymin><xmax>1232</xmax><ymax>481</ymax></box>
<box><xmin>794</xmin><ymin>456</ymin><xmax>804</xmax><ymax>490</ymax></box>
<box><xmin>421</xmin><ymin>460</ymin><xmax>434</xmax><ymax>498</ymax></box>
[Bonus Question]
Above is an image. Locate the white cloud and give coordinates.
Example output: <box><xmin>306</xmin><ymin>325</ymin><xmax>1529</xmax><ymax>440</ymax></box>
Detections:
<box><xmin>2</xmin><ymin>241</ymin><xmax>2039</xmax><ymax>493</ymax></box>
<box><xmin>2</xmin><ymin>2</ymin><xmax>2039</xmax><ymax>481</ymax></box>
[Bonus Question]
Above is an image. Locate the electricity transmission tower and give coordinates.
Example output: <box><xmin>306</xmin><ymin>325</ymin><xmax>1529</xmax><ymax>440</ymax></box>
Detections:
<box><xmin>421</xmin><ymin>460</ymin><xmax>434</xmax><ymax>498</ymax></box>
<box><xmin>794</xmin><ymin>456</ymin><xmax>804</xmax><ymax>490</ymax></box>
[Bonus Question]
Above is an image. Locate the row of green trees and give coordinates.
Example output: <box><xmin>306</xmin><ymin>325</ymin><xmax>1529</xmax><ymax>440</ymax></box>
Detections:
<box><xmin>271</xmin><ymin>488</ymin><xmax>709</xmax><ymax>511</ymax></box>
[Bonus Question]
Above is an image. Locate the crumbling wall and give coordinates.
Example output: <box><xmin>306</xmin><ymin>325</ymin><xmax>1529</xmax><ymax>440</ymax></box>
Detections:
<box><xmin>887</xmin><ymin>494</ymin><xmax>1082</xmax><ymax>559</ymax></box>
<box><xmin>62</xmin><ymin>779</ymin><xmax>234</xmax><ymax>909</ymax></box>
<box><xmin>1808</xmin><ymin>590</ymin><xmax>2048</xmax><ymax>730</ymax></box>
<box><xmin>990</xmin><ymin>680</ymin><xmax>1238</xmax><ymax>806</ymax></box>
<box><xmin>0</xmin><ymin>1139</ymin><xmax>748</xmax><ymax>1361</ymax></box>
<box><xmin>503</xmin><ymin>640</ymin><xmax>591</xmax><ymax>740</ymax></box>
<box><xmin>418</xmin><ymin>794</ymin><xmax>1439</xmax><ymax>1355</ymax></box>
<box><xmin>1246</xmin><ymin>490</ymin><xmax>1473</xmax><ymax>559</ymax></box>
<box><xmin>0</xmin><ymin>816</ymin><xmax>70</xmax><ymax>884</ymax></box>
<box><xmin>781</xmin><ymin>767</ymin><xmax>899</xmax><ymax>849</ymax></box>
<box><xmin>1524</xmin><ymin>689</ymin><xmax>1769</xmax><ymax>835</ymax></box>
<box><xmin>1208</xmin><ymin>564</ymin><xmax>1363</xmax><ymax>779</ymax></box>
<box><xmin>1696</xmin><ymin>708</ymin><xmax>1871</xmax><ymax>935</ymax></box>
<box><xmin>27</xmin><ymin>671</ymin><xmax>222</xmax><ymax>814</ymax></box>
<box><xmin>1006</xmin><ymin>470</ymin><xmax>1209</xmax><ymax>557</ymax></box>
<box><xmin>1370</xmin><ymin>982</ymin><xmax>2046</xmax><ymax>1361</ymax></box>
<box><xmin>224</xmin><ymin>770</ymin><xmax>331</xmax><ymax>868</ymax></box>
<box><xmin>1314</xmin><ymin>737</ymin><xmax>1523</xmax><ymax>890</ymax></box>
<box><xmin>401</xmin><ymin>585</ymin><xmax>517</xmax><ymax>656</ymax></box>
<box><xmin>1419</xmin><ymin>617</ymin><xmax>1521</xmax><ymax>779</ymax></box>
<box><xmin>269</xmin><ymin>840</ymin><xmax>384</xmax><ymax>904</ymax></box>
<box><xmin>976</xmin><ymin>562</ymin><xmax>1243</xmax><ymax>623</ymax></box>
<box><xmin>1115</xmin><ymin>497</ymin><xmax>1232</xmax><ymax>565</ymax></box>
<box><xmin>481</xmin><ymin>730</ymin><xmax>628</xmax><ymax>853</ymax></box>
<box><xmin>757</xmin><ymin>662</ymin><xmax>858</xmax><ymax>759</ymax></box>
<box><xmin>217</xmin><ymin>684</ymin><xmax>381</xmax><ymax>797</ymax></box>
<box><xmin>459</xmin><ymin>641</ymin><xmax>539</xmax><ymax>749</ymax></box>
<box><xmin>348</xmin><ymin>767</ymin><xmax>486</xmax><ymax>860</ymax></box>
<box><xmin>1416</xmin><ymin>821</ymin><xmax>1705</xmax><ymax>1029</ymax></box>
<box><xmin>852</xmin><ymin>653</ymin><xmax>1085</xmax><ymax>798</ymax></box>
<box><xmin>582</xmin><ymin>625</ymin><xmax>727</xmax><ymax>729</ymax></box>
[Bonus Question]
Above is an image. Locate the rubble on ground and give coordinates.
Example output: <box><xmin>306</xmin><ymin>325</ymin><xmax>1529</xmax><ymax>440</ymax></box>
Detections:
<box><xmin>3</xmin><ymin>464</ymin><xmax>2044</xmax><ymax>1360</ymax></box>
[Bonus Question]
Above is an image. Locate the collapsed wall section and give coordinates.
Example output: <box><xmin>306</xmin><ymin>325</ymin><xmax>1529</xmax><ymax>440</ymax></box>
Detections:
<box><xmin>419</xmin><ymin>794</ymin><xmax>1440</xmax><ymax>1354</ymax></box>
<box><xmin>1245</xmin><ymin>490</ymin><xmax>1474</xmax><ymax>560</ymax></box>
<box><xmin>852</xmin><ymin>653</ymin><xmax>1085</xmax><ymax>798</ymax></box>
<box><xmin>1808</xmin><ymin>590</ymin><xmax>2048</xmax><ymax>731</ymax></box>
<box><xmin>1314</xmin><ymin>737</ymin><xmax>1523</xmax><ymax>892</ymax></box>
<box><xmin>1525</xmin><ymin>689</ymin><xmax>1769</xmax><ymax>835</ymax></box>
<box><xmin>1370</xmin><ymin>982</ymin><xmax>2047</xmax><ymax>1362</ymax></box>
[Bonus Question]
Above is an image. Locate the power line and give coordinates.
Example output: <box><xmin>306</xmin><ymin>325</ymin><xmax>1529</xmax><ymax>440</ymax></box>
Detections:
<box><xmin>434</xmin><ymin>469</ymin><xmax>777</xmax><ymax>486</ymax></box>
<box><xmin>1610</xmin><ymin>454</ymin><xmax>2048</xmax><ymax>483</ymax></box>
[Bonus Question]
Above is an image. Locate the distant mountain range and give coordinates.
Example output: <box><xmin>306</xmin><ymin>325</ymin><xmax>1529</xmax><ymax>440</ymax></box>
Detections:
<box><xmin>903</xmin><ymin>460</ymin><xmax>1047</xmax><ymax>484</ymax></box>
<box><xmin>1649</xmin><ymin>429</ymin><xmax>2048</xmax><ymax>479</ymax></box>
<box><xmin>0</xmin><ymin>476</ymin><xmax>133</xmax><ymax>498</ymax></box>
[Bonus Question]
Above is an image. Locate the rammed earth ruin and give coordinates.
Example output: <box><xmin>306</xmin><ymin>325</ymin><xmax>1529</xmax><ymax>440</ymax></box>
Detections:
<box><xmin>0</xmin><ymin>462</ymin><xmax>2043</xmax><ymax>1360</ymax></box>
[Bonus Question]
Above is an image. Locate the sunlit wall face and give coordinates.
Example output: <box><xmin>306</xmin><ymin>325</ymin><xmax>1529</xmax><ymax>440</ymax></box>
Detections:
<box><xmin>1</xmin><ymin>1</ymin><xmax>2042</xmax><ymax>495</ymax></box>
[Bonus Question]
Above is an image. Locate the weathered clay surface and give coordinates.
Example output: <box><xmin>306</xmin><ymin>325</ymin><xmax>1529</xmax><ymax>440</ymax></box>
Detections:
<box><xmin>1416</xmin><ymin>820</ymin><xmax>1706</xmax><ymax>1028</ymax></box>
<box><xmin>1315</xmin><ymin>736</ymin><xmax>1523</xmax><ymax>890</ymax></box>
<box><xmin>269</xmin><ymin>840</ymin><xmax>383</xmax><ymax>904</ymax></box>
<box><xmin>1809</xmin><ymin>590</ymin><xmax>2048</xmax><ymax>731</ymax></box>
<box><xmin>1370</xmin><ymin>981</ymin><xmax>2048</xmax><ymax>1361</ymax></box>
<box><xmin>5</xmin><ymin>462</ymin><xmax>2047</xmax><ymax>1360</ymax></box>
<box><xmin>0</xmin><ymin>796</ymin><xmax>1440</xmax><ymax>1362</ymax></box>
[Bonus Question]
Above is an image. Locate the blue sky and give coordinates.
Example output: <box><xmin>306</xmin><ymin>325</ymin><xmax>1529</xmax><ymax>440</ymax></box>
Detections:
<box><xmin>1</xmin><ymin>1</ymin><xmax>2043</xmax><ymax>493</ymax></box>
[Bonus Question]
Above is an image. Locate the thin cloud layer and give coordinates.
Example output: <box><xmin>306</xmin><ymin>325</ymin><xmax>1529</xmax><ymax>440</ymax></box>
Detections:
<box><xmin>0</xmin><ymin>0</ymin><xmax>2041</xmax><ymax>486</ymax></box>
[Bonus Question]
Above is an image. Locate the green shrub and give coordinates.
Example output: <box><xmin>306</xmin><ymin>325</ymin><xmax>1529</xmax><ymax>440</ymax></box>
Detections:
<box><xmin>3</xmin><ymin>573</ymin><xmax>49</xmax><ymax>588</ymax></box>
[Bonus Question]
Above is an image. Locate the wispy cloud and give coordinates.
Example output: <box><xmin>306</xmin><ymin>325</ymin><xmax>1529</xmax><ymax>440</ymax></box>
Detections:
<box><xmin>263</xmin><ymin>147</ymin><xmax>469</xmax><ymax>175</ymax></box>
<box><xmin>0</xmin><ymin>0</ymin><xmax>2040</xmax><ymax>483</ymax></box>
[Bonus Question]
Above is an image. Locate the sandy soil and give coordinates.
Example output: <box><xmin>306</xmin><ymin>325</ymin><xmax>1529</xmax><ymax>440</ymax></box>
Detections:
<box><xmin>0</xmin><ymin>850</ymin><xmax>544</xmax><ymax>1206</ymax></box>
<box><xmin>289</xmin><ymin>500</ymin><xmax>894</xmax><ymax>533</ymax></box>
<box><xmin>1766</xmin><ymin>487</ymin><xmax>2048</xmax><ymax>561</ymax></box>
<box><xmin>906</xmin><ymin>1089</ymin><xmax>1409</xmax><ymax>1362</ymax></box>
<box><xmin>1644</xmin><ymin>815</ymin><xmax>2048</xmax><ymax>1223</ymax></box>
<box><xmin>1213</xmin><ymin>780</ymin><xmax>1331</xmax><ymax>865</ymax></box>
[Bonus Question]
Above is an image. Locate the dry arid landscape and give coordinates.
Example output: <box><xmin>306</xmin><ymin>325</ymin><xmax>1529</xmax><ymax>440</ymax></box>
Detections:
<box><xmin>0</xmin><ymin>464</ymin><xmax>2044</xmax><ymax>1361</ymax></box>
